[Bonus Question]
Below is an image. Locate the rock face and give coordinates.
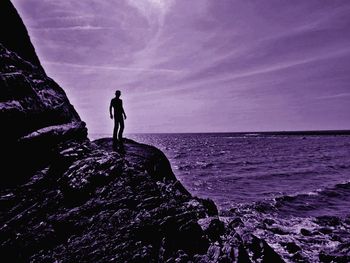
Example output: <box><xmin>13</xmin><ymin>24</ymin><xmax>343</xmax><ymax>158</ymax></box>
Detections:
<box><xmin>0</xmin><ymin>42</ymin><xmax>87</xmax><ymax>186</ymax></box>
<box><xmin>0</xmin><ymin>44</ymin><xmax>85</xmax><ymax>143</ymax></box>
<box><xmin>0</xmin><ymin>2</ymin><xmax>286</xmax><ymax>262</ymax></box>
<box><xmin>0</xmin><ymin>0</ymin><xmax>43</xmax><ymax>70</ymax></box>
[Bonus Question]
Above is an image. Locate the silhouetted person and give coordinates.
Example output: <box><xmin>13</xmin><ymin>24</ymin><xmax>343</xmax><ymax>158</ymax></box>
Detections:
<box><xmin>110</xmin><ymin>90</ymin><xmax>127</xmax><ymax>149</ymax></box>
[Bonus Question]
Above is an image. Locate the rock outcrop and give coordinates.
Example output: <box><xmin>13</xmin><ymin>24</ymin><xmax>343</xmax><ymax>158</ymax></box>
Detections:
<box><xmin>0</xmin><ymin>0</ymin><xmax>43</xmax><ymax>70</ymax></box>
<box><xmin>0</xmin><ymin>137</ymin><xmax>214</xmax><ymax>262</ymax></box>
<box><xmin>0</xmin><ymin>42</ymin><xmax>87</xmax><ymax>186</ymax></box>
<box><xmin>0</xmin><ymin>1</ymin><xmax>286</xmax><ymax>262</ymax></box>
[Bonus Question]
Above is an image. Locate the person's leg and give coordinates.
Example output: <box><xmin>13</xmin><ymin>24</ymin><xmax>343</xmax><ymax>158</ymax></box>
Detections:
<box><xmin>118</xmin><ymin>118</ymin><xmax>124</xmax><ymax>141</ymax></box>
<box><xmin>113</xmin><ymin>120</ymin><xmax>119</xmax><ymax>147</ymax></box>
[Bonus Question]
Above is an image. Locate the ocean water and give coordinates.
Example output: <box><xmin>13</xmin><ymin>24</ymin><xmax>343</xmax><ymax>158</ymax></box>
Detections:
<box><xmin>93</xmin><ymin>133</ymin><xmax>350</xmax><ymax>218</ymax></box>
<box><xmin>91</xmin><ymin>133</ymin><xmax>350</xmax><ymax>261</ymax></box>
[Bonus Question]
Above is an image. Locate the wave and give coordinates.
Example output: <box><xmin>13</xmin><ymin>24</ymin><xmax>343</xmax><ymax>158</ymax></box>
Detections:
<box><xmin>177</xmin><ymin>161</ymin><xmax>215</xmax><ymax>170</ymax></box>
<box><xmin>231</xmin><ymin>180</ymin><xmax>350</xmax><ymax>217</ymax></box>
<box><xmin>275</xmin><ymin>180</ymin><xmax>350</xmax><ymax>201</ymax></box>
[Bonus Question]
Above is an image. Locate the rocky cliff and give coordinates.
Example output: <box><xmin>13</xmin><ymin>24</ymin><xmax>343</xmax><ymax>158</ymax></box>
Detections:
<box><xmin>0</xmin><ymin>1</ymin><xmax>286</xmax><ymax>262</ymax></box>
<box><xmin>0</xmin><ymin>42</ymin><xmax>86</xmax><ymax>186</ymax></box>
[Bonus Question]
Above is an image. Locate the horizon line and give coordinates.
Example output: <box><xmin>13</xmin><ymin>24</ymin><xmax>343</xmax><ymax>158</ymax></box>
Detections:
<box><xmin>89</xmin><ymin>129</ymin><xmax>350</xmax><ymax>136</ymax></box>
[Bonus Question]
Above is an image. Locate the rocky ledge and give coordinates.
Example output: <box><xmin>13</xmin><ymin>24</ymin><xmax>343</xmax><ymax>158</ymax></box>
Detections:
<box><xmin>0</xmin><ymin>137</ymin><xmax>286</xmax><ymax>262</ymax></box>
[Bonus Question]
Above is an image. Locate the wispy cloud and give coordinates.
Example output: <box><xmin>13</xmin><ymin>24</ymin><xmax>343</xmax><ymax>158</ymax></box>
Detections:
<box><xmin>174</xmin><ymin>47</ymin><xmax>350</xmax><ymax>90</ymax></box>
<box><xmin>44</xmin><ymin>61</ymin><xmax>181</xmax><ymax>74</ymax></box>
<box><xmin>126</xmin><ymin>0</ymin><xmax>174</xmax><ymax>26</ymax></box>
<box><xmin>31</xmin><ymin>25</ymin><xmax>113</xmax><ymax>31</ymax></box>
<box><xmin>318</xmin><ymin>93</ymin><xmax>350</xmax><ymax>100</ymax></box>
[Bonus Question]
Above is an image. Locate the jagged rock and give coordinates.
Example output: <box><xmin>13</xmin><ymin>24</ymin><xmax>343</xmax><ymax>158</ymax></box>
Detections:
<box><xmin>0</xmin><ymin>42</ymin><xmax>86</xmax><ymax>186</ymax></box>
<box><xmin>319</xmin><ymin>252</ymin><xmax>350</xmax><ymax>263</ymax></box>
<box><xmin>228</xmin><ymin>217</ymin><xmax>244</xmax><ymax>229</ymax></box>
<box><xmin>262</xmin><ymin>218</ymin><xmax>275</xmax><ymax>226</ymax></box>
<box><xmin>205</xmin><ymin>218</ymin><xmax>225</xmax><ymax>241</ymax></box>
<box><xmin>281</xmin><ymin>242</ymin><xmax>301</xmax><ymax>254</ymax></box>
<box><xmin>0</xmin><ymin>0</ymin><xmax>43</xmax><ymax>69</ymax></box>
<box><xmin>0</xmin><ymin>138</ymin><xmax>215</xmax><ymax>262</ymax></box>
<box><xmin>0</xmin><ymin>44</ymin><xmax>83</xmax><ymax>144</ymax></box>
<box><xmin>300</xmin><ymin>228</ymin><xmax>313</xmax><ymax>236</ymax></box>
<box><xmin>241</xmin><ymin>234</ymin><xmax>285</xmax><ymax>263</ymax></box>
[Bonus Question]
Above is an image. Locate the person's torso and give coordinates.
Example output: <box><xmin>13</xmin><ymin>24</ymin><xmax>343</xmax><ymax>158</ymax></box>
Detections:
<box><xmin>112</xmin><ymin>98</ymin><xmax>123</xmax><ymax>115</ymax></box>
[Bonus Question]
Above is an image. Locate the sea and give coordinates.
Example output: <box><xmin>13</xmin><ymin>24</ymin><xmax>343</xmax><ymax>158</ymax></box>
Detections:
<box><xmin>91</xmin><ymin>133</ymin><xmax>350</xmax><ymax>261</ymax></box>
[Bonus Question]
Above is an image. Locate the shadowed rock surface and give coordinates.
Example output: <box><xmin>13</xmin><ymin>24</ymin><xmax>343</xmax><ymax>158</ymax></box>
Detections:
<box><xmin>0</xmin><ymin>137</ymin><xmax>286</xmax><ymax>262</ymax></box>
<box><xmin>0</xmin><ymin>1</ymin><xmax>288</xmax><ymax>262</ymax></box>
<box><xmin>0</xmin><ymin>43</ymin><xmax>86</xmax><ymax>186</ymax></box>
<box><xmin>0</xmin><ymin>138</ymin><xmax>213</xmax><ymax>262</ymax></box>
<box><xmin>0</xmin><ymin>43</ymin><xmax>83</xmax><ymax>144</ymax></box>
<box><xmin>0</xmin><ymin>0</ymin><xmax>42</xmax><ymax>70</ymax></box>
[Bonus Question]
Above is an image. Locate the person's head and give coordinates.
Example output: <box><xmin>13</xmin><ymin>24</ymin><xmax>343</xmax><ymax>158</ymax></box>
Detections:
<box><xmin>115</xmin><ymin>90</ymin><xmax>121</xmax><ymax>98</ymax></box>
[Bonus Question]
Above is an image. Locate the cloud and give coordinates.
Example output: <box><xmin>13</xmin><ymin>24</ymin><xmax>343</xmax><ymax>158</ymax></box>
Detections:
<box><xmin>44</xmin><ymin>61</ymin><xmax>181</xmax><ymax>74</ymax></box>
<box><xmin>126</xmin><ymin>0</ymin><xmax>174</xmax><ymax>25</ymax></box>
<box><xmin>176</xmin><ymin>47</ymin><xmax>350</xmax><ymax>90</ymax></box>
<box><xmin>318</xmin><ymin>93</ymin><xmax>350</xmax><ymax>100</ymax></box>
<box><xmin>31</xmin><ymin>26</ymin><xmax>113</xmax><ymax>31</ymax></box>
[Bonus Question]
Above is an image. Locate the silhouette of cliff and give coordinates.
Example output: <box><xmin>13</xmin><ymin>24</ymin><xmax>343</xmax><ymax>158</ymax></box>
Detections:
<box><xmin>0</xmin><ymin>2</ymin><xmax>291</xmax><ymax>262</ymax></box>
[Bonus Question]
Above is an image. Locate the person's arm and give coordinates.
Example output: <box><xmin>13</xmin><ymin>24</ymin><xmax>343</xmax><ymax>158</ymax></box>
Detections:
<box><xmin>109</xmin><ymin>100</ymin><xmax>113</xmax><ymax>119</ymax></box>
<box><xmin>122</xmin><ymin>100</ymin><xmax>127</xmax><ymax>119</ymax></box>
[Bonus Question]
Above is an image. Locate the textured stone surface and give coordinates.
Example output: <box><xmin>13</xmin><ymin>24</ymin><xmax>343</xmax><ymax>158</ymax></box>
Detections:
<box><xmin>0</xmin><ymin>138</ymin><xmax>285</xmax><ymax>262</ymax></box>
<box><xmin>0</xmin><ymin>44</ymin><xmax>84</xmax><ymax>144</ymax></box>
<box><xmin>0</xmin><ymin>43</ymin><xmax>86</xmax><ymax>186</ymax></box>
<box><xmin>0</xmin><ymin>0</ymin><xmax>42</xmax><ymax>69</ymax></box>
<box><xmin>0</xmin><ymin>138</ymin><xmax>212</xmax><ymax>262</ymax></box>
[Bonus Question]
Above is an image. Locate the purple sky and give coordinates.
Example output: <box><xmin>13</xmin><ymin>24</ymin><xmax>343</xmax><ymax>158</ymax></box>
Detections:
<box><xmin>12</xmin><ymin>0</ymin><xmax>350</xmax><ymax>134</ymax></box>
